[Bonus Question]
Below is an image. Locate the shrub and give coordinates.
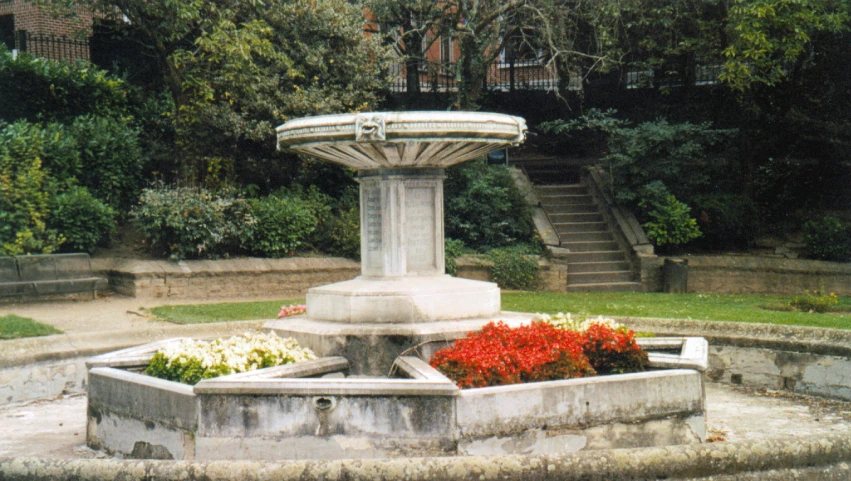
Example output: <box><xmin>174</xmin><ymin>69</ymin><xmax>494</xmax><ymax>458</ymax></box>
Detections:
<box><xmin>38</xmin><ymin>122</ymin><xmax>81</xmax><ymax>182</ymax></box>
<box><xmin>641</xmin><ymin>195</ymin><xmax>702</xmax><ymax>247</ymax></box>
<box><xmin>0</xmin><ymin>120</ymin><xmax>63</xmax><ymax>255</ymax></box>
<box><xmin>604</xmin><ymin>119</ymin><xmax>736</xmax><ymax>207</ymax></box>
<box><xmin>308</xmin><ymin>187</ymin><xmax>360</xmax><ymax>259</ymax></box>
<box><xmin>145</xmin><ymin>332</ymin><xmax>316</xmax><ymax>385</ymax></box>
<box><xmin>131</xmin><ymin>186</ymin><xmax>253</xmax><ymax>260</ymax></box>
<box><xmin>537</xmin><ymin>108</ymin><xmax>626</xmax><ymax>157</ymax></box>
<box><xmin>444</xmin><ymin>160</ymin><xmax>534</xmax><ymax>250</ymax></box>
<box><xmin>430</xmin><ymin>321</ymin><xmax>595</xmax><ymax>389</ymax></box>
<box><xmin>0</xmin><ymin>49</ymin><xmax>131</xmax><ymax>124</ymax></box>
<box><xmin>789</xmin><ymin>289</ymin><xmax>839</xmax><ymax>313</ymax></box>
<box><xmin>488</xmin><ymin>248</ymin><xmax>540</xmax><ymax>290</ymax></box>
<box><xmin>246</xmin><ymin>194</ymin><xmax>318</xmax><ymax>257</ymax></box>
<box><xmin>318</xmin><ymin>205</ymin><xmax>360</xmax><ymax>259</ymax></box>
<box><xmin>444</xmin><ymin>238</ymin><xmax>466</xmax><ymax>276</ymax></box>
<box><xmin>47</xmin><ymin>186</ymin><xmax>116</xmax><ymax>254</ymax></box>
<box><xmin>690</xmin><ymin>194</ymin><xmax>759</xmax><ymax>250</ymax></box>
<box><xmin>68</xmin><ymin>115</ymin><xmax>144</xmax><ymax>213</ymax></box>
<box><xmin>803</xmin><ymin>217</ymin><xmax>851</xmax><ymax>262</ymax></box>
<box><xmin>581</xmin><ymin>322</ymin><xmax>649</xmax><ymax>375</ymax></box>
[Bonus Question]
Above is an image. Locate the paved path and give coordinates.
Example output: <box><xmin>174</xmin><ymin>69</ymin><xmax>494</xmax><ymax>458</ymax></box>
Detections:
<box><xmin>0</xmin><ymin>294</ymin><xmax>291</xmax><ymax>336</ymax></box>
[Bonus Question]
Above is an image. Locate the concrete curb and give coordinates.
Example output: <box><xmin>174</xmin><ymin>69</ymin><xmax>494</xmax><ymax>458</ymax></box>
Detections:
<box><xmin>1</xmin><ymin>432</ymin><xmax>850</xmax><ymax>480</ymax></box>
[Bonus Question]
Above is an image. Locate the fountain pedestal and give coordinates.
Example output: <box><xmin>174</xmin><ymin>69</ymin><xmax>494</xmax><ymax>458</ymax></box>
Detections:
<box><xmin>265</xmin><ymin>111</ymin><xmax>527</xmax><ymax>372</ymax></box>
<box><xmin>307</xmin><ymin>168</ymin><xmax>499</xmax><ymax>324</ymax></box>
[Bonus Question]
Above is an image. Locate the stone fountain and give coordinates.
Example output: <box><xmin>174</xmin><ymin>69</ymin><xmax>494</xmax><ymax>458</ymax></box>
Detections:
<box><xmin>265</xmin><ymin>111</ymin><xmax>532</xmax><ymax>374</ymax></box>
<box><xmin>85</xmin><ymin>112</ymin><xmax>708</xmax><ymax>461</ymax></box>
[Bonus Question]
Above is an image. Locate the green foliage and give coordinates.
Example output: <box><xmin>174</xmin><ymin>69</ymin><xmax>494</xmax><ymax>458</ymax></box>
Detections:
<box><xmin>47</xmin><ymin>186</ymin><xmax>116</xmax><ymax>254</ymax></box>
<box><xmin>39</xmin><ymin>0</ymin><xmax>392</xmax><ymax>186</ymax></box>
<box><xmin>0</xmin><ymin>121</ymin><xmax>64</xmax><ymax>255</ymax></box>
<box><xmin>0</xmin><ymin>314</ymin><xmax>63</xmax><ymax>340</ymax></box>
<box><xmin>803</xmin><ymin>217</ymin><xmax>851</xmax><ymax>262</ymax></box>
<box><xmin>641</xmin><ymin>195</ymin><xmax>702</xmax><ymax>247</ymax></box>
<box><xmin>314</xmin><ymin>205</ymin><xmax>360</xmax><ymax>259</ymax></box>
<box><xmin>605</xmin><ymin>119</ymin><xmax>736</xmax><ymax>207</ymax></box>
<box><xmin>444</xmin><ymin>238</ymin><xmax>466</xmax><ymax>277</ymax></box>
<box><xmin>538</xmin><ymin>109</ymin><xmax>627</xmax><ymax>156</ymax></box>
<box><xmin>66</xmin><ymin>115</ymin><xmax>144</xmax><ymax>213</ymax></box>
<box><xmin>721</xmin><ymin>0</ymin><xmax>850</xmax><ymax>90</ymax></box>
<box><xmin>131</xmin><ymin>186</ymin><xmax>253</xmax><ymax>260</ymax></box>
<box><xmin>246</xmin><ymin>194</ymin><xmax>317</xmax><ymax>258</ymax></box>
<box><xmin>488</xmin><ymin>248</ymin><xmax>540</xmax><ymax>290</ymax></box>
<box><xmin>0</xmin><ymin>48</ymin><xmax>131</xmax><ymax>123</ymax></box>
<box><xmin>690</xmin><ymin>194</ymin><xmax>758</xmax><ymax>250</ymax></box>
<box><xmin>149</xmin><ymin>298</ymin><xmax>303</xmax><ymax>324</ymax></box>
<box><xmin>444</xmin><ymin>160</ymin><xmax>535</xmax><ymax>250</ymax></box>
<box><xmin>789</xmin><ymin>289</ymin><xmax>840</xmax><ymax>313</ymax></box>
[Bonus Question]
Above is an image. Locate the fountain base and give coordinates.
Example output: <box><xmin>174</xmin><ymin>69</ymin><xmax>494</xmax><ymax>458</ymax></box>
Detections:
<box><xmin>264</xmin><ymin>311</ymin><xmax>530</xmax><ymax>375</ymax></box>
<box><xmin>305</xmin><ymin>275</ymin><xmax>500</xmax><ymax>324</ymax></box>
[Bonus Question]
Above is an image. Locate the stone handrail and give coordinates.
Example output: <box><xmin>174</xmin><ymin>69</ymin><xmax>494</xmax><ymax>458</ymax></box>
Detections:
<box><xmin>581</xmin><ymin>165</ymin><xmax>661</xmax><ymax>291</ymax></box>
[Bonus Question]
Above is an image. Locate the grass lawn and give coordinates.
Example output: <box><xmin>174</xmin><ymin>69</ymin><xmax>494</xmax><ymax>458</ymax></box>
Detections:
<box><xmin>502</xmin><ymin>292</ymin><xmax>851</xmax><ymax>330</ymax></box>
<box><xmin>146</xmin><ymin>292</ymin><xmax>851</xmax><ymax>330</ymax></box>
<box><xmin>148</xmin><ymin>299</ymin><xmax>304</xmax><ymax>324</ymax></box>
<box><xmin>0</xmin><ymin>314</ymin><xmax>63</xmax><ymax>340</ymax></box>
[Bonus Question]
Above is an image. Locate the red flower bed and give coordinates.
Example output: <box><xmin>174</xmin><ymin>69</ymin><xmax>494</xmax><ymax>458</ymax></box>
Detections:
<box><xmin>430</xmin><ymin>321</ymin><xmax>595</xmax><ymax>389</ymax></box>
<box><xmin>582</xmin><ymin>323</ymin><xmax>649</xmax><ymax>375</ymax></box>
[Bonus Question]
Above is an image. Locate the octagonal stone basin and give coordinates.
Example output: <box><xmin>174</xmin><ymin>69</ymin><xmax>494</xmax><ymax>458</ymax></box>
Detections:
<box><xmin>276</xmin><ymin>111</ymin><xmax>526</xmax><ymax>170</ymax></box>
<box><xmin>85</xmin><ymin>337</ymin><xmax>708</xmax><ymax>460</ymax></box>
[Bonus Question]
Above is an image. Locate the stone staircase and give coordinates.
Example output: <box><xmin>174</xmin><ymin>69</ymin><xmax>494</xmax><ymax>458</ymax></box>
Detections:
<box><xmin>537</xmin><ymin>184</ymin><xmax>643</xmax><ymax>292</ymax></box>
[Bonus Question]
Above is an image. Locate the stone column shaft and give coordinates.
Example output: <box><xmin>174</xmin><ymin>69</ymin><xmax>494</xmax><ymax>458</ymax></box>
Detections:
<box><xmin>358</xmin><ymin>168</ymin><xmax>445</xmax><ymax>279</ymax></box>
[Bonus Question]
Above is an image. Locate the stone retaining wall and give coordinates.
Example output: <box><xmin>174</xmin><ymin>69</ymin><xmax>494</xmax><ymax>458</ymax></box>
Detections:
<box><xmin>683</xmin><ymin>255</ymin><xmax>851</xmax><ymax>296</ymax></box>
<box><xmin>94</xmin><ymin>254</ymin><xmax>851</xmax><ymax>299</ymax></box>
<box><xmin>94</xmin><ymin>258</ymin><xmax>360</xmax><ymax>299</ymax></box>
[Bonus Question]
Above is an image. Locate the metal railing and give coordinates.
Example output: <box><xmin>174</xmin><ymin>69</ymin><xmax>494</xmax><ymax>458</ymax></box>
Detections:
<box><xmin>392</xmin><ymin>59</ymin><xmax>722</xmax><ymax>93</ymax></box>
<box><xmin>15</xmin><ymin>30</ymin><xmax>90</xmax><ymax>63</ymax></box>
<box><xmin>389</xmin><ymin>58</ymin><xmax>568</xmax><ymax>93</ymax></box>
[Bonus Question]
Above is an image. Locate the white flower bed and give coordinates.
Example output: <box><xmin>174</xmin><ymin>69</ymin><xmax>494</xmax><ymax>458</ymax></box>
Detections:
<box><xmin>533</xmin><ymin>312</ymin><xmax>623</xmax><ymax>332</ymax></box>
<box><xmin>145</xmin><ymin>332</ymin><xmax>316</xmax><ymax>384</ymax></box>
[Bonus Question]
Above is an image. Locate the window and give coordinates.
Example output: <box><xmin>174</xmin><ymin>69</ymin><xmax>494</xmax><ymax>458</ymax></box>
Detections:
<box><xmin>0</xmin><ymin>15</ymin><xmax>14</xmax><ymax>51</ymax></box>
<box><xmin>440</xmin><ymin>36</ymin><xmax>452</xmax><ymax>63</ymax></box>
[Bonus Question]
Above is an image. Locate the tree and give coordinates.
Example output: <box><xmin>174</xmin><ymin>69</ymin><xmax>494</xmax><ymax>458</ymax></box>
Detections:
<box><xmin>369</xmin><ymin>0</ymin><xmax>623</xmax><ymax>109</ymax></box>
<box><xmin>41</xmin><ymin>0</ymin><xmax>393</xmax><ymax>186</ymax></box>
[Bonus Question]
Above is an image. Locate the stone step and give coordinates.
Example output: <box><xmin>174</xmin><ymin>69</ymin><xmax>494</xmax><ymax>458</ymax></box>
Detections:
<box><xmin>539</xmin><ymin>194</ymin><xmax>594</xmax><ymax>206</ymax></box>
<box><xmin>536</xmin><ymin>184</ymin><xmax>587</xmax><ymax>195</ymax></box>
<box><xmin>568</xmin><ymin>261</ymin><xmax>631</xmax><ymax>273</ymax></box>
<box><xmin>553</xmin><ymin>221</ymin><xmax>609</xmax><ymax>233</ymax></box>
<box><xmin>523</xmin><ymin>170</ymin><xmax>581</xmax><ymax>185</ymax></box>
<box><xmin>568</xmin><ymin>271</ymin><xmax>635</xmax><ymax>285</ymax></box>
<box><xmin>545</xmin><ymin>203</ymin><xmax>599</xmax><ymax>215</ymax></box>
<box><xmin>548</xmin><ymin>213</ymin><xmax>604</xmax><ymax>224</ymax></box>
<box><xmin>566</xmin><ymin>282</ymin><xmax>644</xmax><ymax>293</ymax></box>
<box><xmin>551</xmin><ymin>250</ymin><xmax>626</xmax><ymax>263</ymax></box>
<box><xmin>558</xmin><ymin>231</ymin><xmax>614</xmax><ymax>243</ymax></box>
<box><xmin>559</xmin><ymin>240</ymin><xmax>620</xmax><ymax>252</ymax></box>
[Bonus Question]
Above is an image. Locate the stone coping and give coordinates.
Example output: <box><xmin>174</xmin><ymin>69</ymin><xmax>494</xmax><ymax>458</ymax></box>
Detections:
<box><xmin>685</xmin><ymin>254</ymin><xmax>851</xmax><ymax>275</ymax></box>
<box><xmin>92</xmin><ymin>257</ymin><xmax>360</xmax><ymax>279</ymax></box>
<box><xmin>621</xmin><ymin>316</ymin><xmax>851</xmax><ymax>357</ymax></box>
<box><xmin>2</xmin><ymin>431</ymin><xmax>850</xmax><ymax>480</ymax></box>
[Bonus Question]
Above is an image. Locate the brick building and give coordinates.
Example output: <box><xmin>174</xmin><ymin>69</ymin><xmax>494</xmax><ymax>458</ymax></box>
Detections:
<box><xmin>0</xmin><ymin>0</ymin><xmax>94</xmax><ymax>61</ymax></box>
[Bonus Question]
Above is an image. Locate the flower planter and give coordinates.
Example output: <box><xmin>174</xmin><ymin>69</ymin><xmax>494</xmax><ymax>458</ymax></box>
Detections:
<box><xmin>86</xmin><ymin>336</ymin><xmax>708</xmax><ymax>460</ymax></box>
